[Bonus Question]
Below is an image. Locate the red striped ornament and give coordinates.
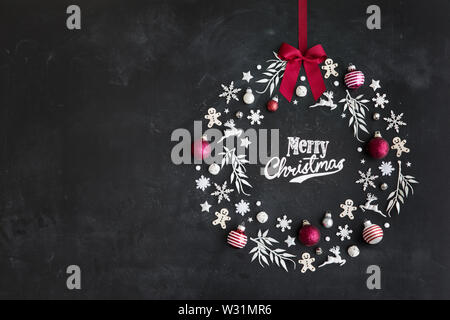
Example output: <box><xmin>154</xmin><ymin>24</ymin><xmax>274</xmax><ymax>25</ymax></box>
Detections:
<box><xmin>362</xmin><ymin>220</ymin><xmax>384</xmax><ymax>245</ymax></box>
<box><xmin>227</xmin><ymin>224</ymin><xmax>248</xmax><ymax>249</ymax></box>
<box><xmin>344</xmin><ymin>64</ymin><xmax>365</xmax><ymax>89</ymax></box>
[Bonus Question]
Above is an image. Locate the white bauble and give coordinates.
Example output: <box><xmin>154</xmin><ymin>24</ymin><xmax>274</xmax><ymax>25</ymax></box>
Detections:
<box><xmin>243</xmin><ymin>88</ymin><xmax>255</xmax><ymax>105</ymax></box>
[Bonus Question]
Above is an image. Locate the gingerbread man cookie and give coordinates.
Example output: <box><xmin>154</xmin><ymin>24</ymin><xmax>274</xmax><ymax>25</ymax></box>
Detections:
<box><xmin>340</xmin><ymin>199</ymin><xmax>357</xmax><ymax>220</ymax></box>
<box><xmin>321</xmin><ymin>58</ymin><xmax>339</xmax><ymax>79</ymax></box>
<box><xmin>391</xmin><ymin>137</ymin><xmax>410</xmax><ymax>158</ymax></box>
<box><xmin>298</xmin><ymin>253</ymin><xmax>316</xmax><ymax>273</ymax></box>
<box><xmin>212</xmin><ymin>208</ymin><xmax>231</xmax><ymax>229</ymax></box>
<box><xmin>204</xmin><ymin>108</ymin><xmax>222</xmax><ymax>128</ymax></box>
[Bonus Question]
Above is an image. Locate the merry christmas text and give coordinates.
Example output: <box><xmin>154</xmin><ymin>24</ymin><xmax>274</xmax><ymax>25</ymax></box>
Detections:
<box><xmin>264</xmin><ymin>137</ymin><xmax>346</xmax><ymax>184</ymax></box>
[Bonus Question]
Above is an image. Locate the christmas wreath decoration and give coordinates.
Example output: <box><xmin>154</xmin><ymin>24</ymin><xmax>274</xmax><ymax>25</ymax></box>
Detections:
<box><xmin>191</xmin><ymin>0</ymin><xmax>419</xmax><ymax>273</ymax></box>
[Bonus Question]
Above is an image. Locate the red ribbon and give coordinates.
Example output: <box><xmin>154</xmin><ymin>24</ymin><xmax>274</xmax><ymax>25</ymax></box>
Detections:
<box><xmin>278</xmin><ymin>0</ymin><xmax>327</xmax><ymax>101</ymax></box>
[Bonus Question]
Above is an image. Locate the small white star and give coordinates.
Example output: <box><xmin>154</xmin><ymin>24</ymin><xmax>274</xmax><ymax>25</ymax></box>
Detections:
<box><xmin>406</xmin><ymin>162</ymin><xmax>412</xmax><ymax>167</ymax></box>
<box><xmin>240</xmin><ymin>137</ymin><xmax>252</xmax><ymax>149</ymax></box>
<box><xmin>242</xmin><ymin>71</ymin><xmax>254</xmax><ymax>83</ymax></box>
<box><xmin>284</xmin><ymin>235</ymin><xmax>296</xmax><ymax>248</ymax></box>
<box><xmin>370</xmin><ymin>79</ymin><xmax>381</xmax><ymax>92</ymax></box>
<box><xmin>361</xmin><ymin>159</ymin><xmax>366</xmax><ymax>164</ymax></box>
<box><xmin>341</xmin><ymin>113</ymin><xmax>347</xmax><ymax>118</ymax></box>
<box><xmin>247</xmin><ymin>217</ymin><xmax>253</xmax><ymax>223</ymax></box>
<box><xmin>200</xmin><ymin>201</ymin><xmax>212</xmax><ymax>213</ymax></box>
<box><xmin>224</xmin><ymin>108</ymin><xmax>230</xmax><ymax>114</ymax></box>
<box><xmin>293</xmin><ymin>99</ymin><xmax>298</xmax><ymax>105</ymax></box>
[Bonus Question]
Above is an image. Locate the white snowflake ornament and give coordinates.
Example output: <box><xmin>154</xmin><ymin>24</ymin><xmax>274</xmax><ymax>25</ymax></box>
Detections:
<box><xmin>336</xmin><ymin>225</ymin><xmax>353</xmax><ymax>241</ymax></box>
<box><xmin>195</xmin><ymin>175</ymin><xmax>210</xmax><ymax>191</ymax></box>
<box><xmin>379</xmin><ymin>161</ymin><xmax>395</xmax><ymax>176</ymax></box>
<box><xmin>235</xmin><ymin>199</ymin><xmax>250</xmax><ymax>216</ymax></box>
<box><xmin>247</xmin><ymin>109</ymin><xmax>264</xmax><ymax>125</ymax></box>
<box><xmin>219</xmin><ymin>81</ymin><xmax>241</xmax><ymax>104</ymax></box>
<box><xmin>372</xmin><ymin>93</ymin><xmax>389</xmax><ymax>109</ymax></box>
<box><xmin>210</xmin><ymin>181</ymin><xmax>234</xmax><ymax>204</ymax></box>
<box><xmin>384</xmin><ymin>110</ymin><xmax>407</xmax><ymax>133</ymax></box>
<box><xmin>276</xmin><ymin>215</ymin><xmax>292</xmax><ymax>232</ymax></box>
<box><xmin>356</xmin><ymin>168</ymin><xmax>379</xmax><ymax>191</ymax></box>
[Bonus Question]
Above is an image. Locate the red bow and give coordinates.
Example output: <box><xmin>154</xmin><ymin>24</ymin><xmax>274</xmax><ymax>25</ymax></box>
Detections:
<box><xmin>278</xmin><ymin>0</ymin><xmax>327</xmax><ymax>101</ymax></box>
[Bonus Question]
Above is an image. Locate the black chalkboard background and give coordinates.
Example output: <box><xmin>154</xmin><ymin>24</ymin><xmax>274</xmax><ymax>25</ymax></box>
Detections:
<box><xmin>0</xmin><ymin>0</ymin><xmax>449</xmax><ymax>299</ymax></box>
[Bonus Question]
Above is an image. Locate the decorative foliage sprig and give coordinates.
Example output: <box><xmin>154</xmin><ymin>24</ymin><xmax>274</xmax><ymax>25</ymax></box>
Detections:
<box><xmin>249</xmin><ymin>230</ymin><xmax>296</xmax><ymax>272</ymax></box>
<box><xmin>219</xmin><ymin>147</ymin><xmax>252</xmax><ymax>196</ymax></box>
<box><xmin>386</xmin><ymin>161</ymin><xmax>419</xmax><ymax>216</ymax></box>
<box><xmin>339</xmin><ymin>90</ymin><xmax>370</xmax><ymax>142</ymax></box>
<box><xmin>256</xmin><ymin>52</ymin><xmax>287</xmax><ymax>96</ymax></box>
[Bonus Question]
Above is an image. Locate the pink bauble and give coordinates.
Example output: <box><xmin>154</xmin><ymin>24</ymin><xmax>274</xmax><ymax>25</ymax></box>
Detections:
<box><xmin>367</xmin><ymin>132</ymin><xmax>389</xmax><ymax>159</ymax></box>
<box><xmin>344</xmin><ymin>64</ymin><xmax>365</xmax><ymax>89</ymax></box>
<box><xmin>191</xmin><ymin>138</ymin><xmax>211</xmax><ymax>160</ymax></box>
<box><xmin>298</xmin><ymin>220</ymin><xmax>321</xmax><ymax>247</ymax></box>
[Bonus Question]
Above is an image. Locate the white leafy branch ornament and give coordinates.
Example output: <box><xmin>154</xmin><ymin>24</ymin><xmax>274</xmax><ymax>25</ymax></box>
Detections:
<box><xmin>219</xmin><ymin>147</ymin><xmax>252</xmax><ymax>196</ymax></box>
<box><xmin>339</xmin><ymin>90</ymin><xmax>370</xmax><ymax>142</ymax></box>
<box><xmin>256</xmin><ymin>52</ymin><xmax>287</xmax><ymax>96</ymax></box>
<box><xmin>249</xmin><ymin>230</ymin><xmax>297</xmax><ymax>272</ymax></box>
<box><xmin>386</xmin><ymin>161</ymin><xmax>419</xmax><ymax>216</ymax></box>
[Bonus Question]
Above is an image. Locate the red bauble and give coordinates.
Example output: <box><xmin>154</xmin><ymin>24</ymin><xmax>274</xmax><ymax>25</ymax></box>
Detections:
<box><xmin>267</xmin><ymin>96</ymin><xmax>279</xmax><ymax>112</ymax></box>
<box><xmin>367</xmin><ymin>131</ymin><xmax>389</xmax><ymax>159</ymax></box>
<box><xmin>344</xmin><ymin>64</ymin><xmax>365</xmax><ymax>89</ymax></box>
<box><xmin>191</xmin><ymin>137</ymin><xmax>211</xmax><ymax>160</ymax></box>
<box><xmin>227</xmin><ymin>224</ymin><xmax>248</xmax><ymax>249</ymax></box>
<box><xmin>298</xmin><ymin>220</ymin><xmax>321</xmax><ymax>247</ymax></box>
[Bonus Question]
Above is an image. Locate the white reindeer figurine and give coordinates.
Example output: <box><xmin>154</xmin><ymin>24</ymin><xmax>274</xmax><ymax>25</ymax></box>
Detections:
<box><xmin>359</xmin><ymin>193</ymin><xmax>386</xmax><ymax>218</ymax></box>
<box><xmin>318</xmin><ymin>246</ymin><xmax>346</xmax><ymax>268</ymax></box>
<box><xmin>217</xmin><ymin>120</ymin><xmax>243</xmax><ymax>143</ymax></box>
<box><xmin>309</xmin><ymin>91</ymin><xmax>337</xmax><ymax>110</ymax></box>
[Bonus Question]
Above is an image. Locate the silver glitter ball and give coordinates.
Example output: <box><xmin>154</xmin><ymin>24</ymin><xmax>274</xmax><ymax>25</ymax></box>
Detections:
<box><xmin>380</xmin><ymin>183</ymin><xmax>388</xmax><ymax>191</ymax></box>
<box><xmin>208</xmin><ymin>163</ymin><xmax>220</xmax><ymax>176</ymax></box>
<box><xmin>373</xmin><ymin>113</ymin><xmax>381</xmax><ymax>121</ymax></box>
<box><xmin>315</xmin><ymin>247</ymin><xmax>323</xmax><ymax>255</ymax></box>
<box><xmin>348</xmin><ymin>245</ymin><xmax>360</xmax><ymax>258</ymax></box>
<box><xmin>236</xmin><ymin>111</ymin><xmax>244</xmax><ymax>119</ymax></box>
<box><xmin>256</xmin><ymin>211</ymin><xmax>269</xmax><ymax>224</ymax></box>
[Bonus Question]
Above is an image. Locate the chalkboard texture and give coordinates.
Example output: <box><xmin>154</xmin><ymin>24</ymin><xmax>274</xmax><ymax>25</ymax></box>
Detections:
<box><xmin>0</xmin><ymin>0</ymin><xmax>449</xmax><ymax>299</ymax></box>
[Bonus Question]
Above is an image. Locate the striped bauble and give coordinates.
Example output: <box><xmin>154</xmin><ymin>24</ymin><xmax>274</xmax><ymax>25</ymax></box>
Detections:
<box><xmin>227</xmin><ymin>224</ymin><xmax>248</xmax><ymax>249</ymax></box>
<box><xmin>344</xmin><ymin>64</ymin><xmax>365</xmax><ymax>89</ymax></box>
<box><xmin>362</xmin><ymin>220</ymin><xmax>384</xmax><ymax>245</ymax></box>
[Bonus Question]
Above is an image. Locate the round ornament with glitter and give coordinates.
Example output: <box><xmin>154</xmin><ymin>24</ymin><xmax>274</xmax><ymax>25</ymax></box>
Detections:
<box><xmin>344</xmin><ymin>64</ymin><xmax>365</xmax><ymax>89</ymax></box>
<box><xmin>367</xmin><ymin>131</ymin><xmax>390</xmax><ymax>159</ymax></box>
<box><xmin>227</xmin><ymin>224</ymin><xmax>248</xmax><ymax>249</ymax></box>
<box><xmin>256</xmin><ymin>211</ymin><xmax>268</xmax><ymax>224</ymax></box>
<box><xmin>362</xmin><ymin>220</ymin><xmax>384</xmax><ymax>245</ymax></box>
<box><xmin>298</xmin><ymin>220</ymin><xmax>321</xmax><ymax>247</ymax></box>
<box><xmin>208</xmin><ymin>163</ymin><xmax>220</xmax><ymax>176</ymax></box>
